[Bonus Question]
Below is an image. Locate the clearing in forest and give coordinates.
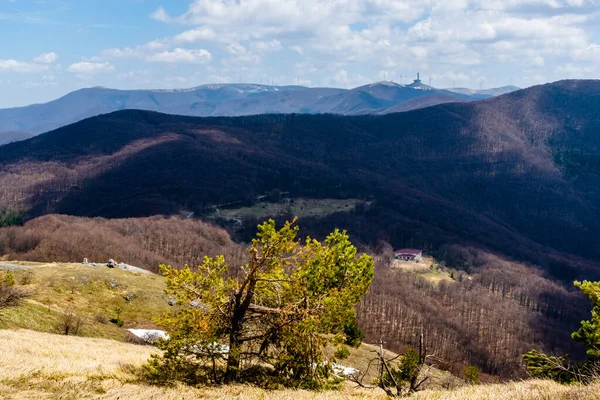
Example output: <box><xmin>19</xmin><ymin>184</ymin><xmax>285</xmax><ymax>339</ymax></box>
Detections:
<box><xmin>392</xmin><ymin>256</ymin><xmax>454</xmax><ymax>284</ymax></box>
<box><xmin>213</xmin><ymin>198</ymin><xmax>368</xmax><ymax>220</ymax></box>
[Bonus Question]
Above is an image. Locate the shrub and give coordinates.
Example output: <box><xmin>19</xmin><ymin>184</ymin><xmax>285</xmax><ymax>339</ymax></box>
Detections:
<box><xmin>110</xmin><ymin>318</ymin><xmax>125</xmax><ymax>327</ymax></box>
<box><xmin>95</xmin><ymin>314</ymin><xmax>108</xmax><ymax>324</ymax></box>
<box><xmin>19</xmin><ymin>272</ymin><xmax>33</xmax><ymax>285</ymax></box>
<box><xmin>342</xmin><ymin>315</ymin><xmax>365</xmax><ymax>348</ymax></box>
<box><xmin>0</xmin><ymin>284</ymin><xmax>28</xmax><ymax>308</ymax></box>
<box><xmin>3</xmin><ymin>271</ymin><xmax>15</xmax><ymax>287</ymax></box>
<box><xmin>334</xmin><ymin>345</ymin><xmax>350</xmax><ymax>360</ymax></box>
<box><xmin>465</xmin><ymin>365</ymin><xmax>480</xmax><ymax>384</ymax></box>
<box><xmin>110</xmin><ymin>306</ymin><xmax>125</xmax><ymax>326</ymax></box>
<box><xmin>56</xmin><ymin>310</ymin><xmax>85</xmax><ymax>336</ymax></box>
<box><xmin>0</xmin><ymin>208</ymin><xmax>24</xmax><ymax>228</ymax></box>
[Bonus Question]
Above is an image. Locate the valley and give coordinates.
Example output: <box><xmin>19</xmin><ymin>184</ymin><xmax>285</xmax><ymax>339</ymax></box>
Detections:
<box><xmin>1</xmin><ymin>80</ymin><xmax>599</xmax><ymax>273</ymax></box>
<box><xmin>1</xmin><ymin>81</ymin><xmax>600</xmax><ymax>388</ymax></box>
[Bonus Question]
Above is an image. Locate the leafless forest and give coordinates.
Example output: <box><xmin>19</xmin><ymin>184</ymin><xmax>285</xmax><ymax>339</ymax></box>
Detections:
<box><xmin>0</xmin><ymin>215</ymin><xmax>588</xmax><ymax>379</ymax></box>
<box><xmin>358</xmin><ymin>247</ymin><xmax>587</xmax><ymax>379</ymax></box>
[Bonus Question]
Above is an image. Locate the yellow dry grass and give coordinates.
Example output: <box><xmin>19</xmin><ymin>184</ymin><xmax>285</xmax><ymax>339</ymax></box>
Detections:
<box><xmin>1</xmin><ymin>329</ymin><xmax>599</xmax><ymax>400</ymax></box>
<box><xmin>412</xmin><ymin>380</ymin><xmax>600</xmax><ymax>400</ymax></box>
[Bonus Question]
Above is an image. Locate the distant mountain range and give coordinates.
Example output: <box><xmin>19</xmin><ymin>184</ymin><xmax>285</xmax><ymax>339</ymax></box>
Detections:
<box><xmin>1</xmin><ymin>80</ymin><xmax>598</xmax><ymax>280</ymax></box>
<box><xmin>0</xmin><ymin>81</ymin><xmax>520</xmax><ymax>145</ymax></box>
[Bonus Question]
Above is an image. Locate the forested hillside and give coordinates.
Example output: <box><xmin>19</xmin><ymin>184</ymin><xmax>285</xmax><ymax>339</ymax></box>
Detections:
<box><xmin>0</xmin><ymin>214</ymin><xmax>245</xmax><ymax>273</ymax></box>
<box><xmin>1</xmin><ymin>80</ymin><xmax>599</xmax><ymax>280</ymax></box>
<box><xmin>359</xmin><ymin>247</ymin><xmax>587</xmax><ymax>379</ymax></box>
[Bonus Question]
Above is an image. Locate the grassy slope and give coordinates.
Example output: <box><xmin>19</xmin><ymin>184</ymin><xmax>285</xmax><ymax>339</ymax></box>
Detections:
<box><xmin>1</xmin><ymin>329</ymin><xmax>598</xmax><ymax>400</ymax></box>
<box><xmin>0</xmin><ymin>262</ymin><xmax>170</xmax><ymax>341</ymax></box>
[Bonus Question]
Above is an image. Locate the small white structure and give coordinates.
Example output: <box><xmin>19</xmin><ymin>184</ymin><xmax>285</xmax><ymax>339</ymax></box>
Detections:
<box><xmin>394</xmin><ymin>249</ymin><xmax>423</xmax><ymax>262</ymax></box>
<box><xmin>127</xmin><ymin>329</ymin><xmax>169</xmax><ymax>342</ymax></box>
<box><xmin>332</xmin><ymin>363</ymin><xmax>359</xmax><ymax>378</ymax></box>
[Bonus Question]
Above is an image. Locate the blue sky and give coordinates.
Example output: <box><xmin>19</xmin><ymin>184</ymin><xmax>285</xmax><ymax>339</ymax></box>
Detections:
<box><xmin>1</xmin><ymin>0</ymin><xmax>600</xmax><ymax>108</ymax></box>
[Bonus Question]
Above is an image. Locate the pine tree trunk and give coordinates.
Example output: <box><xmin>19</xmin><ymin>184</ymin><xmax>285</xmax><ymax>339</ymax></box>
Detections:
<box><xmin>225</xmin><ymin>277</ymin><xmax>257</xmax><ymax>382</ymax></box>
<box><xmin>225</xmin><ymin>310</ymin><xmax>243</xmax><ymax>382</ymax></box>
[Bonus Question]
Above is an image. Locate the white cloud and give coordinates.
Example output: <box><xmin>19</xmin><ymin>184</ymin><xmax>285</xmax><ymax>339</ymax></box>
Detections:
<box><xmin>9</xmin><ymin>0</ymin><xmax>599</xmax><ymax>100</ymax></box>
<box><xmin>102</xmin><ymin>40</ymin><xmax>170</xmax><ymax>59</ymax></box>
<box><xmin>174</xmin><ymin>27</ymin><xmax>216</xmax><ymax>44</ymax></box>
<box><xmin>226</xmin><ymin>43</ymin><xmax>247</xmax><ymax>56</ymax></box>
<box><xmin>532</xmin><ymin>55</ymin><xmax>545</xmax><ymax>67</ymax></box>
<box><xmin>334</xmin><ymin>70</ymin><xmax>349</xmax><ymax>84</ymax></box>
<box><xmin>555</xmin><ymin>63</ymin><xmax>596</xmax><ymax>78</ymax></box>
<box><xmin>0</xmin><ymin>59</ymin><xmax>48</xmax><ymax>72</ymax></box>
<box><xmin>145</xmin><ymin>48</ymin><xmax>212</xmax><ymax>64</ymax></box>
<box><xmin>67</xmin><ymin>62</ymin><xmax>115</xmax><ymax>74</ymax></box>
<box><xmin>102</xmin><ymin>0</ymin><xmax>593</xmax><ymax>91</ymax></box>
<box><xmin>151</xmin><ymin>6</ymin><xmax>171</xmax><ymax>22</ymax></box>
<box><xmin>574</xmin><ymin>43</ymin><xmax>600</xmax><ymax>61</ymax></box>
<box><xmin>33</xmin><ymin>52</ymin><xmax>59</xmax><ymax>64</ymax></box>
<box><xmin>251</xmin><ymin>39</ymin><xmax>283</xmax><ymax>52</ymax></box>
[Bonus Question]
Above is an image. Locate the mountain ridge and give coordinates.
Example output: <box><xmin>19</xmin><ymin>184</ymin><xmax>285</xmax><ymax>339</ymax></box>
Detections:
<box><xmin>0</xmin><ymin>82</ymin><xmax>519</xmax><ymax>145</ymax></box>
<box><xmin>0</xmin><ymin>80</ymin><xmax>597</xmax><ymax>277</ymax></box>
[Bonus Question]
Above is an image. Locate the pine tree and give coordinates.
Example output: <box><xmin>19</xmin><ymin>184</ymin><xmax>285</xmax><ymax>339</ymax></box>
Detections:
<box><xmin>147</xmin><ymin>219</ymin><xmax>374</xmax><ymax>387</ymax></box>
<box><xmin>572</xmin><ymin>280</ymin><xmax>600</xmax><ymax>360</ymax></box>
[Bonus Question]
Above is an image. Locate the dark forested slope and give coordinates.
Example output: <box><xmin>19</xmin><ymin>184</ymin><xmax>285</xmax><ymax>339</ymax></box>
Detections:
<box><xmin>1</xmin><ymin>80</ymin><xmax>599</xmax><ymax>276</ymax></box>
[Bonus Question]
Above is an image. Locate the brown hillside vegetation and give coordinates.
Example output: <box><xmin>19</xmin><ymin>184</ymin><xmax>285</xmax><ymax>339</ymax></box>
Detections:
<box><xmin>358</xmin><ymin>247</ymin><xmax>587</xmax><ymax>379</ymax></box>
<box><xmin>0</xmin><ymin>214</ymin><xmax>245</xmax><ymax>273</ymax></box>
<box><xmin>1</xmin><ymin>81</ymin><xmax>600</xmax><ymax>278</ymax></box>
<box><xmin>1</xmin><ymin>329</ymin><xmax>598</xmax><ymax>400</ymax></box>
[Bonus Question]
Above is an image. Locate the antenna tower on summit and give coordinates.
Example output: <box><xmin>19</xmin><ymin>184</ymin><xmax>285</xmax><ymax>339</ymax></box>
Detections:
<box><xmin>413</xmin><ymin>72</ymin><xmax>422</xmax><ymax>85</ymax></box>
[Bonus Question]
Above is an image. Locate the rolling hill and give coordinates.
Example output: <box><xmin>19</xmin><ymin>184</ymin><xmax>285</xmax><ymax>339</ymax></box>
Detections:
<box><xmin>0</xmin><ymin>82</ymin><xmax>516</xmax><ymax>145</ymax></box>
<box><xmin>0</xmin><ymin>80</ymin><xmax>598</xmax><ymax>279</ymax></box>
<box><xmin>0</xmin><ymin>260</ymin><xmax>598</xmax><ymax>398</ymax></box>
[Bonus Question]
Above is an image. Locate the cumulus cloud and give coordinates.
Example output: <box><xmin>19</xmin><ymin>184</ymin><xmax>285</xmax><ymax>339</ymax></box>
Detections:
<box><xmin>251</xmin><ymin>39</ymin><xmax>282</xmax><ymax>52</ymax></box>
<box><xmin>0</xmin><ymin>59</ymin><xmax>49</xmax><ymax>73</ymax></box>
<box><xmin>67</xmin><ymin>62</ymin><xmax>115</xmax><ymax>74</ymax></box>
<box><xmin>145</xmin><ymin>48</ymin><xmax>212</xmax><ymax>64</ymax></box>
<box><xmin>574</xmin><ymin>43</ymin><xmax>600</xmax><ymax>61</ymax></box>
<box><xmin>174</xmin><ymin>27</ymin><xmax>216</xmax><ymax>44</ymax></box>
<box><xmin>151</xmin><ymin>0</ymin><xmax>591</xmax><ymax>75</ymax></box>
<box><xmin>43</xmin><ymin>0</ymin><xmax>600</xmax><ymax>91</ymax></box>
<box><xmin>226</xmin><ymin>43</ymin><xmax>247</xmax><ymax>56</ymax></box>
<box><xmin>33</xmin><ymin>52</ymin><xmax>59</xmax><ymax>64</ymax></box>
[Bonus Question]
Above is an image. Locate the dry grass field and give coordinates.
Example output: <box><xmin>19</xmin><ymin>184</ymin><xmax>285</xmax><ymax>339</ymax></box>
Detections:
<box><xmin>0</xmin><ymin>329</ymin><xmax>599</xmax><ymax>400</ymax></box>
